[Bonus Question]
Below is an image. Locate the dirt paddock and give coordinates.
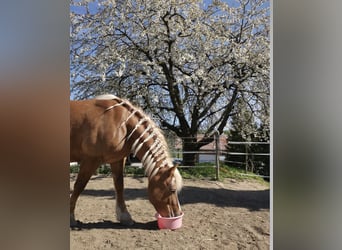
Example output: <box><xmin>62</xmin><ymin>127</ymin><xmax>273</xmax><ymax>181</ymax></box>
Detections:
<box><xmin>70</xmin><ymin>174</ymin><xmax>270</xmax><ymax>249</ymax></box>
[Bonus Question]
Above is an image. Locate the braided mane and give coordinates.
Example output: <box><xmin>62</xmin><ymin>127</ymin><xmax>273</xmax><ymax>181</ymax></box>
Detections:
<box><xmin>95</xmin><ymin>94</ymin><xmax>181</xmax><ymax>190</ymax></box>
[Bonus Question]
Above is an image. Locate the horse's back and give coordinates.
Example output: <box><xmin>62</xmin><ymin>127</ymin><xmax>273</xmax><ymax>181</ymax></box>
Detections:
<box><xmin>70</xmin><ymin>99</ymin><xmax>128</xmax><ymax>162</ymax></box>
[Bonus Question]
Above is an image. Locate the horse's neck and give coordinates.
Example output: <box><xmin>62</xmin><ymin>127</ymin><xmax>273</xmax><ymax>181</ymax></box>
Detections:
<box><xmin>101</xmin><ymin>95</ymin><xmax>171</xmax><ymax>178</ymax></box>
<box><xmin>125</xmin><ymin>114</ymin><xmax>171</xmax><ymax>179</ymax></box>
<box><xmin>134</xmin><ymin>136</ymin><xmax>171</xmax><ymax>179</ymax></box>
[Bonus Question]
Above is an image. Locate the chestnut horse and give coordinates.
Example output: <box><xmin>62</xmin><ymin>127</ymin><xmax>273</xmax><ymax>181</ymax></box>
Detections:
<box><xmin>70</xmin><ymin>94</ymin><xmax>182</xmax><ymax>226</ymax></box>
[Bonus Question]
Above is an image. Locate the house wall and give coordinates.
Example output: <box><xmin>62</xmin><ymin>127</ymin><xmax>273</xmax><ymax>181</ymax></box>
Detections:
<box><xmin>198</xmin><ymin>154</ymin><xmax>215</xmax><ymax>163</ymax></box>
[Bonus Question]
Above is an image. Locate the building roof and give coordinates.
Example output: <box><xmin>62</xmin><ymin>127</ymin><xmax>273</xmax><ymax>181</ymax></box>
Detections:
<box><xmin>173</xmin><ymin>134</ymin><xmax>227</xmax><ymax>150</ymax></box>
<box><xmin>198</xmin><ymin>134</ymin><xmax>227</xmax><ymax>150</ymax></box>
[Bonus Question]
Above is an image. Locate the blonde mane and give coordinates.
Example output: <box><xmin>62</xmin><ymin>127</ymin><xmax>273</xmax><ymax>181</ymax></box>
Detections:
<box><xmin>95</xmin><ymin>94</ymin><xmax>182</xmax><ymax>190</ymax></box>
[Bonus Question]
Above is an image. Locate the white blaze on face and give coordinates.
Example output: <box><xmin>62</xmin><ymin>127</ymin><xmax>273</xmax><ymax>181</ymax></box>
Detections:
<box><xmin>174</xmin><ymin>168</ymin><xmax>183</xmax><ymax>192</ymax></box>
<box><xmin>95</xmin><ymin>94</ymin><xmax>118</xmax><ymax>100</ymax></box>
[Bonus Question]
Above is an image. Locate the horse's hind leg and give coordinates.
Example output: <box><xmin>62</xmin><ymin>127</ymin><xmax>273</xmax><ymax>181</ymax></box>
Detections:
<box><xmin>70</xmin><ymin>159</ymin><xmax>99</xmax><ymax>226</ymax></box>
<box><xmin>111</xmin><ymin>158</ymin><xmax>134</xmax><ymax>226</ymax></box>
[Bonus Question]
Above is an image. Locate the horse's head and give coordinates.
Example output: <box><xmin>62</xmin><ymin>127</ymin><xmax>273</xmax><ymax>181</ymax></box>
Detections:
<box><xmin>148</xmin><ymin>165</ymin><xmax>183</xmax><ymax>217</ymax></box>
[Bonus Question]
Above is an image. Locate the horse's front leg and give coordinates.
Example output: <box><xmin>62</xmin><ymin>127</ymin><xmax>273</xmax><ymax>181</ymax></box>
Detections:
<box><xmin>70</xmin><ymin>158</ymin><xmax>100</xmax><ymax>226</ymax></box>
<box><xmin>111</xmin><ymin>158</ymin><xmax>134</xmax><ymax>226</ymax></box>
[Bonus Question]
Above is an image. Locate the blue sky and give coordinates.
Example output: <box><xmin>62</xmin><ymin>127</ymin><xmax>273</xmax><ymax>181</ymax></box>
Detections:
<box><xmin>70</xmin><ymin>0</ymin><xmax>270</xmax><ymax>99</ymax></box>
<box><xmin>70</xmin><ymin>0</ymin><xmax>248</xmax><ymax>15</ymax></box>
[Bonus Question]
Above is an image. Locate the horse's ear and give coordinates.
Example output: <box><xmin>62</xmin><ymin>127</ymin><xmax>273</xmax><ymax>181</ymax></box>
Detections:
<box><xmin>168</xmin><ymin>165</ymin><xmax>182</xmax><ymax>192</ymax></box>
<box><xmin>167</xmin><ymin>176</ymin><xmax>177</xmax><ymax>192</ymax></box>
<box><xmin>168</xmin><ymin>165</ymin><xmax>178</xmax><ymax>176</ymax></box>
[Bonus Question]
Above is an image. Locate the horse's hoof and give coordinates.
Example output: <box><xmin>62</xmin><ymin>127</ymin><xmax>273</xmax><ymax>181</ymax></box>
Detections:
<box><xmin>70</xmin><ymin>218</ymin><xmax>78</xmax><ymax>227</ymax></box>
<box><xmin>116</xmin><ymin>209</ymin><xmax>134</xmax><ymax>226</ymax></box>
<box><xmin>120</xmin><ymin>219</ymin><xmax>135</xmax><ymax>226</ymax></box>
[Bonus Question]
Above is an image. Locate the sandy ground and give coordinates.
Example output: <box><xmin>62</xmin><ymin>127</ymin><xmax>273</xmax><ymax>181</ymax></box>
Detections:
<box><xmin>70</xmin><ymin>174</ymin><xmax>270</xmax><ymax>249</ymax></box>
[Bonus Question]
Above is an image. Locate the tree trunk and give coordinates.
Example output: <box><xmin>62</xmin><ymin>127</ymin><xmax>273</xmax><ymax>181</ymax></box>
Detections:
<box><xmin>182</xmin><ymin>137</ymin><xmax>197</xmax><ymax>166</ymax></box>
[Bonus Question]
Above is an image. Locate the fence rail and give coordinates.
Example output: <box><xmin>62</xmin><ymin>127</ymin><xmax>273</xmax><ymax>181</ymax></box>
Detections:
<box><xmin>227</xmin><ymin>141</ymin><xmax>270</xmax><ymax>145</ymax></box>
<box><xmin>170</xmin><ymin>150</ymin><xmax>269</xmax><ymax>156</ymax></box>
<box><xmin>70</xmin><ymin>134</ymin><xmax>270</xmax><ymax>180</ymax></box>
<box><xmin>167</xmin><ymin>131</ymin><xmax>270</xmax><ymax>179</ymax></box>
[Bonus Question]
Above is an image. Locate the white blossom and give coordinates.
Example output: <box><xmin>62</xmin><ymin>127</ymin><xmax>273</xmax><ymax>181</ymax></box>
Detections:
<box><xmin>70</xmin><ymin>0</ymin><xmax>270</xmax><ymax>137</ymax></box>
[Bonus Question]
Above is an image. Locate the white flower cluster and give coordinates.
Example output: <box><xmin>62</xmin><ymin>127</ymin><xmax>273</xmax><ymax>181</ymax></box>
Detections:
<box><xmin>70</xmin><ymin>0</ymin><xmax>270</xmax><ymax>133</ymax></box>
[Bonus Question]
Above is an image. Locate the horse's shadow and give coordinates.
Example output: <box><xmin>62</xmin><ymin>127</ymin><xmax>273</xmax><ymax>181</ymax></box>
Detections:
<box><xmin>70</xmin><ymin>219</ymin><xmax>158</xmax><ymax>231</ymax></box>
<box><xmin>81</xmin><ymin>185</ymin><xmax>270</xmax><ymax>211</ymax></box>
<box><xmin>71</xmin><ymin>183</ymin><xmax>269</xmax><ymax>230</ymax></box>
<box><xmin>180</xmin><ymin>185</ymin><xmax>270</xmax><ymax>211</ymax></box>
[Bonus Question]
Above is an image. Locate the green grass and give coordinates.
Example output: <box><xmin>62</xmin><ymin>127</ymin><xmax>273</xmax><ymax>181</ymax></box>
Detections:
<box><xmin>70</xmin><ymin>164</ymin><xmax>112</xmax><ymax>175</ymax></box>
<box><xmin>70</xmin><ymin>163</ymin><xmax>269</xmax><ymax>185</ymax></box>
<box><xmin>179</xmin><ymin>164</ymin><xmax>267</xmax><ymax>182</ymax></box>
<box><xmin>70</xmin><ymin>164</ymin><xmax>146</xmax><ymax>177</ymax></box>
<box><xmin>70</xmin><ymin>164</ymin><xmax>80</xmax><ymax>173</ymax></box>
<box><xmin>124</xmin><ymin>166</ymin><xmax>145</xmax><ymax>177</ymax></box>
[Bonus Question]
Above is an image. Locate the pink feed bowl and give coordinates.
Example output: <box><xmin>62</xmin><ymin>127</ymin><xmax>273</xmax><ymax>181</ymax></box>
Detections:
<box><xmin>155</xmin><ymin>212</ymin><xmax>184</xmax><ymax>230</ymax></box>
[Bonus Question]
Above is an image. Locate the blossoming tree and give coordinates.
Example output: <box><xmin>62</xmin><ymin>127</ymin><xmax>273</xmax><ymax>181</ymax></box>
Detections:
<box><xmin>70</xmin><ymin>0</ymin><xmax>270</xmax><ymax>165</ymax></box>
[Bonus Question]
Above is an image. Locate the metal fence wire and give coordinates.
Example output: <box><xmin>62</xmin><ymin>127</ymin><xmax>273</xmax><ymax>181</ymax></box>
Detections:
<box><xmin>70</xmin><ymin>133</ymin><xmax>270</xmax><ymax>180</ymax></box>
<box><xmin>164</xmin><ymin>132</ymin><xmax>270</xmax><ymax>180</ymax></box>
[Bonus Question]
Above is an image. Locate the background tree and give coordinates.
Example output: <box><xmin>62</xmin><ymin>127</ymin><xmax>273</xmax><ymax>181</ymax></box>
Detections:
<box><xmin>250</xmin><ymin>124</ymin><xmax>270</xmax><ymax>179</ymax></box>
<box><xmin>226</xmin><ymin>101</ymin><xmax>270</xmax><ymax>179</ymax></box>
<box><xmin>70</xmin><ymin>0</ymin><xmax>270</xmax><ymax>165</ymax></box>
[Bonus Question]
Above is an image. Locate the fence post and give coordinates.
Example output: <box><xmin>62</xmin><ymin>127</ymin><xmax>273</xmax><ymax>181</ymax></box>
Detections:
<box><xmin>245</xmin><ymin>144</ymin><xmax>248</xmax><ymax>173</ymax></box>
<box><xmin>215</xmin><ymin>131</ymin><xmax>220</xmax><ymax>180</ymax></box>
